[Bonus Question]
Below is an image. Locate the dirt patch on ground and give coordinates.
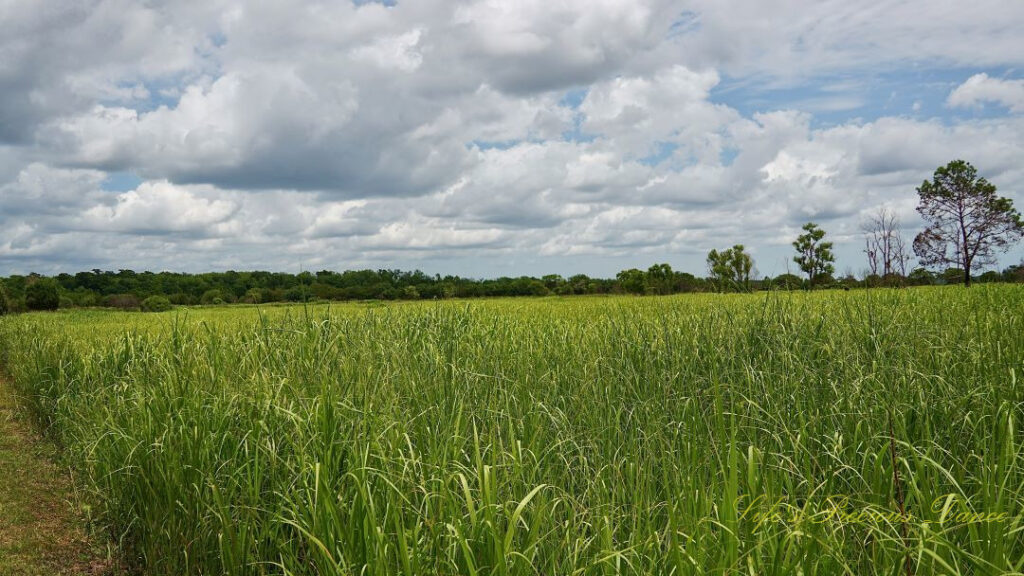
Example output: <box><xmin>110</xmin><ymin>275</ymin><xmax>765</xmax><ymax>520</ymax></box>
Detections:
<box><xmin>0</xmin><ymin>378</ymin><xmax>117</xmax><ymax>575</ymax></box>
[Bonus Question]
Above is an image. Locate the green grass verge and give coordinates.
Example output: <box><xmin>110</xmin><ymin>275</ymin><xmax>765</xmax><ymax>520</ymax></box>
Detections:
<box><xmin>0</xmin><ymin>377</ymin><xmax>115</xmax><ymax>575</ymax></box>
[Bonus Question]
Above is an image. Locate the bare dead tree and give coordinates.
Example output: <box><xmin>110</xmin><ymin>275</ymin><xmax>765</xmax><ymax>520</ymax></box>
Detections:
<box><xmin>862</xmin><ymin>208</ymin><xmax>910</xmax><ymax>283</ymax></box>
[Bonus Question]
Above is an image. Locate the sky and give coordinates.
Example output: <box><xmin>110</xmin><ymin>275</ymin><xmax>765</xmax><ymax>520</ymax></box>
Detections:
<box><xmin>1</xmin><ymin>0</ymin><xmax>1023</xmax><ymax>279</ymax></box>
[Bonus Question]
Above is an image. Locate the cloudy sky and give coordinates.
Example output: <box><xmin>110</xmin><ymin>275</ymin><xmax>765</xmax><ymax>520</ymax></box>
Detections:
<box><xmin>2</xmin><ymin>0</ymin><xmax>1023</xmax><ymax>278</ymax></box>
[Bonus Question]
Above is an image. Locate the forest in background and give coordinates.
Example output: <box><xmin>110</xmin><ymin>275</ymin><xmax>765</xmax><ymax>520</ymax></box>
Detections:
<box><xmin>1</xmin><ymin>262</ymin><xmax>1022</xmax><ymax>314</ymax></box>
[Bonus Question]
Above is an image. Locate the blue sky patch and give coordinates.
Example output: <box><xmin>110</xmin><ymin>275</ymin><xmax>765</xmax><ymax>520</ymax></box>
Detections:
<box><xmin>101</xmin><ymin>171</ymin><xmax>143</xmax><ymax>192</ymax></box>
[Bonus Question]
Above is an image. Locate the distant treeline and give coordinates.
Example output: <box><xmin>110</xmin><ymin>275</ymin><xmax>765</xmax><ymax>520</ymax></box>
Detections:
<box><xmin>0</xmin><ymin>263</ymin><xmax>1022</xmax><ymax>313</ymax></box>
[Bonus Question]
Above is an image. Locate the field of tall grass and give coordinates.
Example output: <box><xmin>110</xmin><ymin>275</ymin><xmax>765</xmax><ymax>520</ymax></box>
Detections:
<box><xmin>1</xmin><ymin>287</ymin><xmax>1022</xmax><ymax>575</ymax></box>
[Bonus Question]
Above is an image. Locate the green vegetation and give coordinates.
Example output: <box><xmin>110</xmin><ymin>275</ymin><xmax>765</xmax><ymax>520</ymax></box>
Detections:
<box><xmin>0</xmin><ymin>282</ymin><xmax>10</xmax><ymax>316</ymax></box>
<box><xmin>1</xmin><ymin>287</ymin><xmax>1022</xmax><ymax>575</ymax></box>
<box><xmin>141</xmin><ymin>296</ymin><xmax>172</xmax><ymax>313</ymax></box>
<box><xmin>0</xmin><ymin>259</ymin><xmax>1021</xmax><ymax>313</ymax></box>
<box><xmin>706</xmin><ymin>245</ymin><xmax>754</xmax><ymax>292</ymax></box>
<box><xmin>24</xmin><ymin>278</ymin><xmax>60</xmax><ymax>311</ymax></box>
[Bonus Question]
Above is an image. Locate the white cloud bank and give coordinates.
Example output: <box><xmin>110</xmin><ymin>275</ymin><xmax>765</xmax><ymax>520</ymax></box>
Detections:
<box><xmin>1</xmin><ymin>0</ymin><xmax>1023</xmax><ymax>276</ymax></box>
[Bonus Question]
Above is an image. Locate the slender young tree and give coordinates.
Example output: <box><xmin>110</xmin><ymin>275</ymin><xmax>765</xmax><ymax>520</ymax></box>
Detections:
<box><xmin>913</xmin><ymin>160</ymin><xmax>1024</xmax><ymax>287</ymax></box>
<box><xmin>793</xmin><ymin>222</ymin><xmax>835</xmax><ymax>286</ymax></box>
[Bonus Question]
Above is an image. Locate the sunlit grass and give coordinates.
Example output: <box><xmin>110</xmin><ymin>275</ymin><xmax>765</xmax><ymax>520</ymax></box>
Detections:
<box><xmin>0</xmin><ymin>287</ymin><xmax>1022</xmax><ymax>575</ymax></box>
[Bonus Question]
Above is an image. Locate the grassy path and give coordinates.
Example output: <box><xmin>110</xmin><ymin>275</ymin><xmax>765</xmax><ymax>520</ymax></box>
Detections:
<box><xmin>0</xmin><ymin>377</ymin><xmax>112</xmax><ymax>575</ymax></box>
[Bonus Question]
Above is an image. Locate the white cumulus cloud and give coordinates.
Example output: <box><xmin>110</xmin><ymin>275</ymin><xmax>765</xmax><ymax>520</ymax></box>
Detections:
<box><xmin>948</xmin><ymin>74</ymin><xmax>1024</xmax><ymax>113</ymax></box>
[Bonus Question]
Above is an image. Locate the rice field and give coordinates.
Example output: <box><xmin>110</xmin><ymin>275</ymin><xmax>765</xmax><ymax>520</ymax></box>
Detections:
<box><xmin>1</xmin><ymin>287</ymin><xmax>1022</xmax><ymax>575</ymax></box>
